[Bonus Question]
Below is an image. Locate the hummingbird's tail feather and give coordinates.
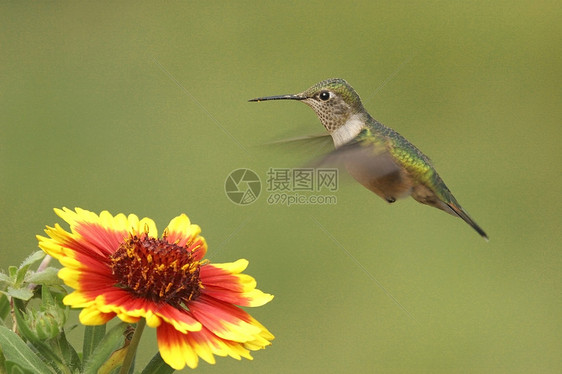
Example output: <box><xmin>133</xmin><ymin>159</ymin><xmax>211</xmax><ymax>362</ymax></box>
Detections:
<box><xmin>446</xmin><ymin>203</ymin><xmax>489</xmax><ymax>241</ymax></box>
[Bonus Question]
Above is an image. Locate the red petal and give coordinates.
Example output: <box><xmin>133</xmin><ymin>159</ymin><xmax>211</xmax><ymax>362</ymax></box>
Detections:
<box><xmin>75</xmin><ymin>222</ymin><xmax>128</xmax><ymax>256</ymax></box>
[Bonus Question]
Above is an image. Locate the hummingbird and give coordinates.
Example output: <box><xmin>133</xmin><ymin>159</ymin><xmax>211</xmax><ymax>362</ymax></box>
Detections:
<box><xmin>250</xmin><ymin>78</ymin><xmax>488</xmax><ymax>240</ymax></box>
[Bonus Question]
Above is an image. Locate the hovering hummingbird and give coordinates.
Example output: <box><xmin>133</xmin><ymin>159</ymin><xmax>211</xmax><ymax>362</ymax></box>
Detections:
<box><xmin>250</xmin><ymin>78</ymin><xmax>488</xmax><ymax>240</ymax></box>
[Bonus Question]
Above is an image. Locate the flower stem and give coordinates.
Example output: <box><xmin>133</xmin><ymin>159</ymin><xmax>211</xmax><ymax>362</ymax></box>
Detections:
<box><xmin>119</xmin><ymin>319</ymin><xmax>146</xmax><ymax>374</ymax></box>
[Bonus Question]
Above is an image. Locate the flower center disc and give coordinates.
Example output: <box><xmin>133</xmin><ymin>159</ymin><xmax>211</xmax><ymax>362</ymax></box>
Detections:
<box><xmin>110</xmin><ymin>235</ymin><xmax>202</xmax><ymax>308</ymax></box>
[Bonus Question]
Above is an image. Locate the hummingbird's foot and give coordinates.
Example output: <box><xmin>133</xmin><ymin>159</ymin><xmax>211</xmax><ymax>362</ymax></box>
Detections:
<box><xmin>386</xmin><ymin>196</ymin><xmax>396</xmax><ymax>203</ymax></box>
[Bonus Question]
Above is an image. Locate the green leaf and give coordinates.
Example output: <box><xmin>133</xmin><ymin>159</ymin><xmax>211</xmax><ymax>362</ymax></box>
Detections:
<box><xmin>3</xmin><ymin>287</ymin><xmax>33</xmax><ymax>302</ymax></box>
<box><xmin>97</xmin><ymin>345</ymin><xmax>129</xmax><ymax>374</ymax></box>
<box><xmin>12</xmin><ymin>303</ymin><xmax>38</xmax><ymax>344</ymax></box>
<box><xmin>54</xmin><ymin>331</ymin><xmax>81</xmax><ymax>373</ymax></box>
<box><xmin>0</xmin><ymin>294</ymin><xmax>9</xmax><ymax>320</ymax></box>
<box><xmin>141</xmin><ymin>353</ymin><xmax>175</xmax><ymax>374</ymax></box>
<box><xmin>83</xmin><ymin>323</ymin><xmax>129</xmax><ymax>374</ymax></box>
<box><xmin>5</xmin><ymin>361</ymin><xmax>33</xmax><ymax>374</ymax></box>
<box><xmin>0</xmin><ymin>326</ymin><xmax>55</xmax><ymax>374</ymax></box>
<box><xmin>0</xmin><ymin>272</ymin><xmax>10</xmax><ymax>285</ymax></box>
<box><xmin>40</xmin><ymin>286</ymin><xmax>55</xmax><ymax>309</ymax></box>
<box><xmin>0</xmin><ymin>344</ymin><xmax>7</xmax><ymax>372</ymax></box>
<box><xmin>8</xmin><ymin>267</ymin><xmax>17</xmax><ymax>279</ymax></box>
<box><xmin>20</xmin><ymin>251</ymin><xmax>46</xmax><ymax>270</ymax></box>
<box><xmin>26</xmin><ymin>268</ymin><xmax>62</xmax><ymax>286</ymax></box>
<box><xmin>82</xmin><ymin>325</ymin><xmax>106</xmax><ymax>364</ymax></box>
<box><xmin>16</xmin><ymin>252</ymin><xmax>45</xmax><ymax>286</ymax></box>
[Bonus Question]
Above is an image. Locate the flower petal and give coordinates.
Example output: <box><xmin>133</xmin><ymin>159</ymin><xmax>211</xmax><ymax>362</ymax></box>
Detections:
<box><xmin>157</xmin><ymin>322</ymin><xmax>200</xmax><ymax>370</ymax></box>
<box><xmin>200</xmin><ymin>261</ymin><xmax>274</xmax><ymax>306</ymax></box>
<box><xmin>189</xmin><ymin>295</ymin><xmax>273</xmax><ymax>344</ymax></box>
<box><xmin>98</xmin><ymin>290</ymin><xmax>202</xmax><ymax>333</ymax></box>
<box><xmin>164</xmin><ymin>214</ymin><xmax>208</xmax><ymax>258</ymax></box>
<box><xmin>78</xmin><ymin>305</ymin><xmax>116</xmax><ymax>325</ymax></box>
<box><xmin>156</xmin><ymin>321</ymin><xmax>263</xmax><ymax>370</ymax></box>
<box><xmin>165</xmin><ymin>214</ymin><xmax>193</xmax><ymax>245</ymax></box>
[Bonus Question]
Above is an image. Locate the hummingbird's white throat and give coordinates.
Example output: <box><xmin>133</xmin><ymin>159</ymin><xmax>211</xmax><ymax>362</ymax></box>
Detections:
<box><xmin>331</xmin><ymin>114</ymin><xmax>364</xmax><ymax>148</ymax></box>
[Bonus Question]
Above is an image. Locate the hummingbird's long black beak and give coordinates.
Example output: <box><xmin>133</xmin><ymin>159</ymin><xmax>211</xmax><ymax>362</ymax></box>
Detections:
<box><xmin>248</xmin><ymin>94</ymin><xmax>305</xmax><ymax>102</ymax></box>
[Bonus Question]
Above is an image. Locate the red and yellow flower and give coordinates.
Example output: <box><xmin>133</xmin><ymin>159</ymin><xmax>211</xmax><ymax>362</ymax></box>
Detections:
<box><xmin>37</xmin><ymin>207</ymin><xmax>274</xmax><ymax>370</ymax></box>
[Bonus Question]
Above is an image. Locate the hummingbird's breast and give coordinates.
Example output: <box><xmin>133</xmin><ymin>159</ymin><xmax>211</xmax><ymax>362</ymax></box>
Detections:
<box><xmin>334</xmin><ymin>120</ymin><xmax>417</xmax><ymax>203</ymax></box>
<box><xmin>347</xmin><ymin>164</ymin><xmax>414</xmax><ymax>203</ymax></box>
<box><xmin>330</xmin><ymin>114</ymin><xmax>365</xmax><ymax>148</ymax></box>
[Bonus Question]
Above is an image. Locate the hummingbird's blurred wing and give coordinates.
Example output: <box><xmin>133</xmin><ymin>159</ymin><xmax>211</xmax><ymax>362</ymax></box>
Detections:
<box><xmin>264</xmin><ymin>133</ymin><xmax>332</xmax><ymax>146</ymax></box>
<box><xmin>307</xmin><ymin>129</ymin><xmax>401</xmax><ymax>180</ymax></box>
<box><xmin>261</xmin><ymin>132</ymin><xmax>334</xmax><ymax>161</ymax></box>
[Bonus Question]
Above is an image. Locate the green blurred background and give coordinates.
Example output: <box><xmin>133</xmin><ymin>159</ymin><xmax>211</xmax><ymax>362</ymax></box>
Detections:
<box><xmin>1</xmin><ymin>2</ymin><xmax>560</xmax><ymax>373</ymax></box>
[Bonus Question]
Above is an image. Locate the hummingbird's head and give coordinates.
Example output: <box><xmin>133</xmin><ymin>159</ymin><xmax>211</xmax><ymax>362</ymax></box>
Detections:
<box><xmin>299</xmin><ymin>78</ymin><xmax>365</xmax><ymax>132</ymax></box>
<box><xmin>249</xmin><ymin>78</ymin><xmax>366</xmax><ymax>133</ymax></box>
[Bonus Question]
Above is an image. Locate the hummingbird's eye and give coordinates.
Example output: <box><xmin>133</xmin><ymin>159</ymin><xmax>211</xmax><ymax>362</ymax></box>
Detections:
<box><xmin>319</xmin><ymin>91</ymin><xmax>331</xmax><ymax>101</ymax></box>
